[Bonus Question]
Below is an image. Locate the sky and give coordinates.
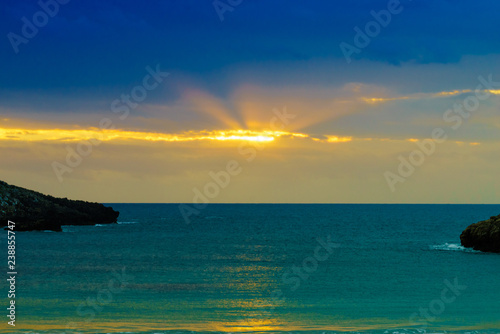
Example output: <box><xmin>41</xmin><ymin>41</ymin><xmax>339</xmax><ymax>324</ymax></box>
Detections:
<box><xmin>1</xmin><ymin>0</ymin><xmax>500</xmax><ymax>203</ymax></box>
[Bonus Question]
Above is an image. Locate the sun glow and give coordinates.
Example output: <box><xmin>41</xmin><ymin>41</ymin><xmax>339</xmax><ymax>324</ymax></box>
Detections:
<box><xmin>215</xmin><ymin>135</ymin><xmax>274</xmax><ymax>142</ymax></box>
<box><xmin>0</xmin><ymin>128</ymin><xmax>310</xmax><ymax>143</ymax></box>
<box><xmin>326</xmin><ymin>136</ymin><xmax>353</xmax><ymax>143</ymax></box>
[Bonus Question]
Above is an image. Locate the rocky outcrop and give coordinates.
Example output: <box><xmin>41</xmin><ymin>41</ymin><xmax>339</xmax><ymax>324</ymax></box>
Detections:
<box><xmin>460</xmin><ymin>214</ymin><xmax>500</xmax><ymax>253</ymax></box>
<box><xmin>0</xmin><ymin>180</ymin><xmax>119</xmax><ymax>231</ymax></box>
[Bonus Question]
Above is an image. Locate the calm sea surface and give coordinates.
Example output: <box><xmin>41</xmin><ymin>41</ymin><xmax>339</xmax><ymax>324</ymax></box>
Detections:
<box><xmin>3</xmin><ymin>204</ymin><xmax>500</xmax><ymax>333</ymax></box>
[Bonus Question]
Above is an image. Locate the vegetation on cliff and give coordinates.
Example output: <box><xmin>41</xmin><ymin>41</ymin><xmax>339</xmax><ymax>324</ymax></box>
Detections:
<box><xmin>0</xmin><ymin>181</ymin><xmax>119</xmax><ymax>231</ymax></box>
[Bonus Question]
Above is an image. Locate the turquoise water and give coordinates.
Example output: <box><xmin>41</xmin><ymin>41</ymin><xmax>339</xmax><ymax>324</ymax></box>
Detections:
<box><xmin>2</xmin><ymin>204</ymin><xmax>500</xmax><ymax>333</ymax></box>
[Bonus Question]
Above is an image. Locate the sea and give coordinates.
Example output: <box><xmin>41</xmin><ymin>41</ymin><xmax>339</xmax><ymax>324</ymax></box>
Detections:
<box><xmin>2</xmin><ymin>204</ymin><xmax>500</xmax><ymax>334</ymax></box>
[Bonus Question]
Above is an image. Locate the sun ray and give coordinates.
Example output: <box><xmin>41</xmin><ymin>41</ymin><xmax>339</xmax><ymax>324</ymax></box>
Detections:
<box><xmin>183</xmin><ymin>88</ymin><xmax>244</xmax><ymax>129</ymax></box>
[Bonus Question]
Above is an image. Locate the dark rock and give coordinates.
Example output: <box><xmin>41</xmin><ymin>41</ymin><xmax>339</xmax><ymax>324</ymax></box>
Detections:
<box><xmin>0</xmin><ymin>180</ymin><xmax>119</xmax><ymax>232</ymax></box>
<box><xmin>460</xmin><ymin>214</ymin><xmax>500</xmax><ymax>253</ymax></box>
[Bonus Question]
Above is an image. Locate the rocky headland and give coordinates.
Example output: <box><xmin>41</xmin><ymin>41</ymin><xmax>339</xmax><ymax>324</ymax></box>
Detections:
<box><xmin>0</xmin><ymin>180</ymin><xmax>119</xmax><ymax>231</ymax></box>
<box><xmin>460</xmin><ymin>214</ymin><xmax>500</xmax><ymax>253</ymax></box>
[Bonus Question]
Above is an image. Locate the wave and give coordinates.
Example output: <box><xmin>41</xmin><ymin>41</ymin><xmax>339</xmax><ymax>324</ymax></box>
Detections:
<box><xmin>430</xmin><ymin>243</ymin><xmax>478</xmax><ymax>252</ymax></box>
<box><xmin>117</xmin><ymin>221</ymin><xmax>140</xmax><ymax>224</ymax></box>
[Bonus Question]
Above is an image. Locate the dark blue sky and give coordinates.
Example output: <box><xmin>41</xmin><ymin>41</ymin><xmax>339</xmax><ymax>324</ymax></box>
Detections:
<box><xmin>2</xmin><ymin>0</ymin><xmax>500</xmax><ymax>91</ymax></box>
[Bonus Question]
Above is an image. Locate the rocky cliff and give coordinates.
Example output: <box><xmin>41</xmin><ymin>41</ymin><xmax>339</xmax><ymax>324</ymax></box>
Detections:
<box><xmin>460</xmin><ymin>214</ymin><xmax>500</xmax><ymax>253</ymax></box>
<box><xmin>0</xmin><ymin>181</ymin><xmax>119</xmax><ymax>231</ymax></box>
